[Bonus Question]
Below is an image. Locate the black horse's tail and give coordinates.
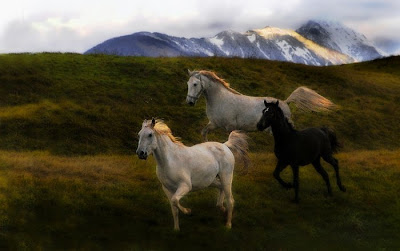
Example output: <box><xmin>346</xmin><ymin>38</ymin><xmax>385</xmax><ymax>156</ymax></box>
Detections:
<box><xmin>321</xmin><ymin>127</ymin><xmax>342</xmax><ymax>153</ymax></box>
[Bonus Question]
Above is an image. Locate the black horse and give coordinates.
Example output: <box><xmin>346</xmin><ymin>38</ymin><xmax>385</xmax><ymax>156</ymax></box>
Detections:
<box><xmin>257</xmin><ymin>100</ymin><xmax>346</xmax><ymax>203</ymax></box>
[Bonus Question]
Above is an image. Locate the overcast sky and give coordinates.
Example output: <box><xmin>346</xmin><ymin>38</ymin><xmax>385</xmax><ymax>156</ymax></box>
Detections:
<box><xmin>1</xmin><ymin>0</ymin><xmax>399</xmax><ymax>54</ymax></box>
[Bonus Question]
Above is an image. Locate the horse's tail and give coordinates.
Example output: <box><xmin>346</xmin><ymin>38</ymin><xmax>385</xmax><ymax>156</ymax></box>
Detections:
<box><xmin>285</xmin><ymin>86</ymin><xmax>336</xmax><ymax>112</ymax></box>
<box><xmin>224</xmin><ymin>131</ymin><xmax>250</xmax><ymax>172</ymax></box>
<box><xmin>321</xmin><ymin>127</ymin><xmax>342</xmax><ymax>153</ymax></box>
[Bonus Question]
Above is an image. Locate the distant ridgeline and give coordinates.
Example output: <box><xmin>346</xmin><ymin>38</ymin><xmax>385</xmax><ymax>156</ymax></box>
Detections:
<box><xmin>85</xmin><ymin>20</ymin><xmax>383</xmax><ymax>66</ymax></box>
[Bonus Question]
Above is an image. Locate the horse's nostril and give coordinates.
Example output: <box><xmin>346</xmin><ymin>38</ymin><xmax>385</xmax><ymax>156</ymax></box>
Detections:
<box><xmin>188</xmin><ymin>101</ymin><xmax>194</xmax><ymax>106</ymax></box>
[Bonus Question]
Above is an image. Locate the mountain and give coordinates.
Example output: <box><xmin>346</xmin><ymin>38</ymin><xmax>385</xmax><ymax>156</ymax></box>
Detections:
<box><xmin>86</xmin><ymin>28</ymin><xmax>352</xmax><ymax>66</ymax></box>
<box><xmin>296</xmin><ymin>20</ymin><xmax>383</xmax><ymax>62</ymax></box>
<box><xmin>85</xmin><ymin>32</ymin><xmax>215</xmax><ymax>57</ymax></box>
<box><xmin>85</xmin><ymin>20</ymin><xmax>384</xmax><ymax>65</ymax></box>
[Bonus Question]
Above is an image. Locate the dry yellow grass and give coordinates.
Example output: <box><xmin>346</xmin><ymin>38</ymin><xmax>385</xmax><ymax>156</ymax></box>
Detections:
<box><xmin>0</xmin><ymin>149</ymin><xmax>399</xmax><ymax>249</ymax></box>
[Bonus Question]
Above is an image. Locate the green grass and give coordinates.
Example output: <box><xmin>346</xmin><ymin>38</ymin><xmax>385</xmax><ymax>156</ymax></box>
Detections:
<box><xmin>0</xmin><ymin>53</ymin><xmax>399</xmax><ymax>154</ymax></box>
<box><xmin>0</xmin><ymin>150</ymin><xmax>399</xmax><ymax>250</ymax></box>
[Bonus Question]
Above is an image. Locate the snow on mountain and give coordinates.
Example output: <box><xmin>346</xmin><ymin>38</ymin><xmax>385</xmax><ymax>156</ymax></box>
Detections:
<box><xmin>85</xmin><ymin>20</ymin><xmax>383</xmax><ymax>65</ymax></box>
<box><xmin>252</xmin><ymin>26</ymin><xmax>352</xmax><ymax>65</ymax></box>
<box><xmin>296</xmin><ymin>20</ymin><xmax>382</xmax><ymax>62</ymax></box>
<box><xmin>201</xmin><ymin>29</ymin><xmax>351</xmax><ymax>65</ymax></box>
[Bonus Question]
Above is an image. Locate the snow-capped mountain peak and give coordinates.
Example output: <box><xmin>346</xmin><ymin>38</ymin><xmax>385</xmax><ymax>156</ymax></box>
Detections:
<box><xmin>85</xmin><ymin>20</ymin><xmax>383</xmax><ymax>65</ymax></box>
<box><xmin>296</xmin><ymin>20</ymin><xmax>382</xmax><ymax>61</ymax></box>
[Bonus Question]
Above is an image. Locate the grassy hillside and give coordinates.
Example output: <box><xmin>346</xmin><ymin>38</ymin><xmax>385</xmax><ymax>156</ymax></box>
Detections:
<box><xmin>0</xmin><ymin>54</ymin><xmax>399</xmax><ymax>249</ymax></box>
<box><xmin>0</xmin><ymin>53</ymin><xmax>399</xmax><ymax>154</ymax></box>
<box><xmin>0</xmin><ymin>150</ymin><xmax>399</xmax><ymax>250</ymax></box>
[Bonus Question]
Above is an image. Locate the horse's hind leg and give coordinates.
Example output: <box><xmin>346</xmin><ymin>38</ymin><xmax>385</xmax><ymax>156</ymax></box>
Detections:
<box><xmin>291</xmin><ymin>165</ymin><xmax>300</xmax><ymax>203</ymax></box>
<box><xmin>219</xmin><ymin>170</ymin><xmax>234</xmax><ymax>229</ymax></box>
<box><xmin>211</xmin><ymin>177</ymin><xmax>226</xmax><ymax>212</ymax></box>
<box><xmin>201</xmin><ymin>121</ymin><xmax>217</xmax><ymax>142</ymax></box>
<box><xmin>312</xmin><ymin>158</ymin><xmax>332</xmax><ymax>196</ymax></box>
<box><xmin>217</xmin><ymin>189</ymin><xmax>226</xmax><ymax>213</ymax></box>
<box><xmin>323</xmin><ymin>155</ymin><xmax>346</xmax><ymax>192</ymax></box>
<box><xmin>274</xmin><ymin>160</ymin><xmax>292</xmax><ymax>189</ymax></box>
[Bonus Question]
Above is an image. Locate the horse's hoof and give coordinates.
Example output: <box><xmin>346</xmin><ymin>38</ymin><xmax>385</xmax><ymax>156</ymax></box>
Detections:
<box><xmin>226</xmin><ymin>223</ymin><xmax>232</xmax><ymax>229</ymax></box>
<box><xmin>183</xmin><ymin>208</ymin><xmax>192</xmax><ymax>215</ymax></box>
<box><xmin>340</xmin><ymin>186</ymin><xmax>346</xmax><ymax>192</ymax></box>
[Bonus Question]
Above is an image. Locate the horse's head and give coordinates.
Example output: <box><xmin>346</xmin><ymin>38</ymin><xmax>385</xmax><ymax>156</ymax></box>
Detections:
<box><xmin>186</xmin><ymin>69</ymin><xmax>204</xmax><ymax>106</ymax></box>
<box><xmin>136</xmin><ymin>118</ymin><xmax>157</xmax><ymax>160</ymax></box>
<box><xmin>257</xmin><ymin>100</ymin><xmax>280</xmax><ymax>131</ymax></box>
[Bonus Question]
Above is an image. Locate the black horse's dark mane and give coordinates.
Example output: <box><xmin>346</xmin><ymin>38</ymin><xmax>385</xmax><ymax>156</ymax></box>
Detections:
<box><xmin>285</xmin><ymin>117</ymin><xmax>295</xmax><ymax>132</ymax></box>
<box><xmin>274</xmin><ymin>104</ymin><xmax>295</xmax><ymax>132</ymax></box>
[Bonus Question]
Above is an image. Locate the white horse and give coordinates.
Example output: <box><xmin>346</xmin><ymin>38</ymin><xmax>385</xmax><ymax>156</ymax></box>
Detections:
<box><xmin>136</xmin><ymin>118</ymin><xmax>249</xmax><ymax>230</ymax></box>
<box><xmin>186</xmin><ymin>70</ymin><xmax>335</xmax><ymax>141</ymax></box>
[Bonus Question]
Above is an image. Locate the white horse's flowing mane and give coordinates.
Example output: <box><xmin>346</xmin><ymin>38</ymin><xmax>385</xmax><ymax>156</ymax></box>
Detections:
<box><xmin>143</xmin><ymin>119</ymin><xmax>184</xmax><ymax>146</ymax></box>
<box><xmin>193</xmin><ymin>70</ymin><xmax>242</xmax><ymax>95</ymax></box>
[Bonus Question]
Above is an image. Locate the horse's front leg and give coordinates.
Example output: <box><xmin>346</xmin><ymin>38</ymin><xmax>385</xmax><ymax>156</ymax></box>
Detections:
<box><xmin>170</xmin><ymin>183</ymin><xmax>192</xmax><ymax>231</ymax></box>
<box><xmin>273</xmin><ymin>160</ymin><xmax>292</xmax><ymax>189</ymax></box>
<box><xmin>201</xmin><ymin>121</ymin><xmax>217</xmax><ymax>142</ymax></box>
<box><xmin>162</xmin><ymin>185</ymin><xmax>192</xmax><ymax>215</ymax></box>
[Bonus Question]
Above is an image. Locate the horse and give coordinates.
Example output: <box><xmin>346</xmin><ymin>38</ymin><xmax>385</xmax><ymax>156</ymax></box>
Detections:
<box><xmin>136</xmin><ymin>118</ymin><xmax>249</xmax><ymax>230</ymax></box>
<box><xmin>256</xmin><ymin>100</ymin><xmax>346</xmax><ymax>203</ymax></box>
<box><xmin>186</xmin><ymin>70</ymin><xmax>335</xmax><ymax>141</ymax></box>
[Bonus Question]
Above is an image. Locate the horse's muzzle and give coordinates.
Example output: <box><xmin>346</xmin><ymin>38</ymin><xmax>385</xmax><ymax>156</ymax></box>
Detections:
<box><xmin>186</xmin><ymin>96</ymin><xmax>197</xmax><ymax>106</ymax></box>
<box><xmin>137</xmin><ymin>150</ymin><xmax>148</xmax><ymax>160</ymax></box>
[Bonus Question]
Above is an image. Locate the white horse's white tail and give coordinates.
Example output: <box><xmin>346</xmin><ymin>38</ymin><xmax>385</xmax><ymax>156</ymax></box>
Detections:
<box><xmin>285</xmin><ymin>86</ymin><xmax>336</xmax><ymax>112</ymax></box>
<box><xmin>224</xmin><ymin>131</ymin><xmax>250</xmax><ymax>171</ymax></box>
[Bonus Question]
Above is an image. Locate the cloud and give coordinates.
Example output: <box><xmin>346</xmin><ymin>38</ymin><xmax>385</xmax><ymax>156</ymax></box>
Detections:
<box><xmin>0</xmin><ymin>0</ymin><xmax>399</xmax><ymax>53</ymax></box>
<box><xmin>0</xmin><ymin>16</ymin><xmax>88</xmax><ymax>53</ymax></box>
<box><xmin>374</xmin><ymin>38</ymin><xmax>400</xmax><ymax>55</ymax></box>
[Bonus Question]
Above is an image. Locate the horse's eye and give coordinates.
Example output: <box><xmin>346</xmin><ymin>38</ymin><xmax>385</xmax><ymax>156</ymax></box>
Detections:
<box><xmin>193</xmin><ymin>83</ymin><xmax>197</xmax><ymax>87</ymax></box>
<box><xmin>148</xmin><ymin>134</ymin><xmax>152</xmax><ymax>138</ymax></box>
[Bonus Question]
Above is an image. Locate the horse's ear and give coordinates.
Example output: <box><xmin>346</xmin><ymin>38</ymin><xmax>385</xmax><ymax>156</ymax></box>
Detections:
<box><xmin>264</xmin><ymin>100</ymin><xmax>268</xmax><ymax>107</ymax></box>
<box><xmin>151</xmin><ymin>118</ymin><xmax>156</xmax><ymax>128</ymax></box>
<box><xmin>275</xmin><ymin>100</ymin><xmax>279</xmax><ymax>106</ymax></box>
<box><xmin>188</xmin><ymin>69</ymin><xmax>193</xmax><ymax>75</ymax></box>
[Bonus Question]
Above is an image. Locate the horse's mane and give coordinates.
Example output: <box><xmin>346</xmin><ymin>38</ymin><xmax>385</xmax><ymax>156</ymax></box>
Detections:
<box><xmin>194</xmin><ymin>70</ymin><xmax>242</xmax><ymax>95</ymax></box>
<box><xmin>144</xmin><ymin>119</ymin><xmax>184</xmax><ymax>146</ymax></box>
<box><xmin>285</xmin><ymin>117</ymin><xmax>295</xmax><ymax>132</ymax></box>
<box><xmin>273</xmin><ymin>104</ymin><xmax>295</xmax><ymax>132</ymax></box>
